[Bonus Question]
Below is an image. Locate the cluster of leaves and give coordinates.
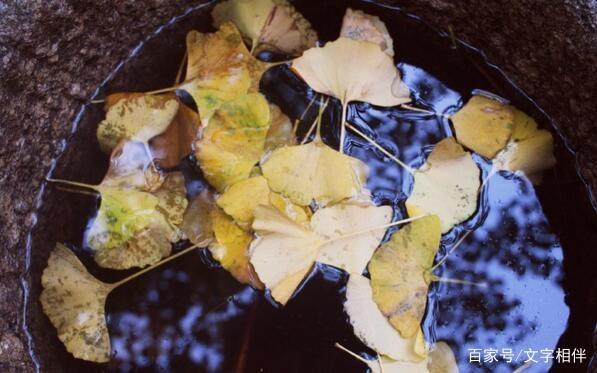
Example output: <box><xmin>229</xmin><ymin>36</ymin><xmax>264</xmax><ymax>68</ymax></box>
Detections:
<box><xmin>40</xmin><ymin>0</ymin><xmax>556</xmax><ymax>370</ymax></box>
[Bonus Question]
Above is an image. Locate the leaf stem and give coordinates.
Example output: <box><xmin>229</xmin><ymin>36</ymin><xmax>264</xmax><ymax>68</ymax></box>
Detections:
<box><xmin>334</xmin><ymin>343</ymin><xmax>371</xmax><ymax>366</ymax></box>
<box><xmin>46</xmin><ymin>178</ymin><xmax>98</xmax><ymax>192</ymax></box>
<box><xmin>430</xmin><ymin>230</ymin><xmax>472</xmax><ymax>271</ymax></box>
<box><xmin>174</xmin><ymin>50</ymin><xmax>188</xmax><ymax>85</ymax></box>
<box><xmin>91</xmin><ymin>99</ymin><xmax>105</xmax><ymax>104</ymax></box>
<box><xmin>55</xmin><ymin>185</ymin><xmax>99</xmax><ymax>197</ymax></box>
<box><xmin>400</xmin><ymin>104</ymin><xmax>451</xmax><ymax>119</ymax></box>
<box><xmin>292</xmin><ymin>95</ymin><xmax>318</xmax><ymax>137</ymax></box>
<box><xmin>346</xmin><ymin>122</ymin><xmax>414</xmax><ymax>174</ymax></box>
<box><xmin>111</xmin><ymin>243</ymin><xmax>201</xmax><ymax>289</ymax></box>
<box><xmin>431</xmin><ymin>276</ymin><xmax>488</xmax><ymax>287</ymax></box>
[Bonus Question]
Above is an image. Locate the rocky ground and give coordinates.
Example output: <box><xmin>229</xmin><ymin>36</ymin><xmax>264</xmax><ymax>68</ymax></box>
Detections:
<box><xmin>0</xmin><ymin>0</ymin><xmax>595</xmax><ymax>371</ymax></box>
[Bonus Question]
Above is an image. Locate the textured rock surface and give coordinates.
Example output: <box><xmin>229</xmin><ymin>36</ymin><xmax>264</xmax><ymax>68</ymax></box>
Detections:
<box><xmin>0</xmin><ymin>0</ymin><xmax>595</xmax><ymax>371</ymax></box>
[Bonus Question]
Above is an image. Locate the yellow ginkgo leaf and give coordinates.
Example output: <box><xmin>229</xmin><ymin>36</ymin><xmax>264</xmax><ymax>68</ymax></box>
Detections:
<box><xmin>264</xmin><ymin>104</ymin><xmax>296</xmax><ymax>152</ymax></box>
<box><xmin>451</xmin><ymin>95</ymin><xmax>514</xmax><ymax>159</ymax></box>
<box><xmin>428</xmin><ymin>342</ymin><xmax>459</xmax><ymax>373</ymax></box>
<box><xmin>369</xmin><ymin>214</ymin><xmax>442</xmax><ymax>338</ymax></box>
<box><xmin>406</xmin><ymin>137</ymin><xmax>480</xmax><ymax>233</ymax></box>
<box><xmin>344</xmin><ymin>275</ymin><xmax>425</xmax><ymax>361</ymax></box>
<box><xmin>97</xmin><ymin>93</ymin><xmax>179</xmax><ymax>154</ymax></box>
<box><xmin>261</xmin><ymin>136</ymin><xmax>368</xmax><ymax>207</ymax></box>
<box><xmin>249</xmin><ymin>206</ymin><xmax>321</xmax><ymax>305</ymax></box>
<box><xmin>181</xmin><ymin>189</ymin><xmax>216</xmax><ymax>247</ymax></box>
<box><xmin>292</xmin><ymin>37</ymin><xmax>409</xmax><ymax>107</ymax></box>
<box><xmin>40</xmin><ymin>244</ymin><xmax>113</xmax><ymax>363</ymax></box>
<box><xmin>210</xmin><ymin>207</ymin><xmax>263</xmax><ymax>288</ymax></box>
<box><xmin>340</xmin><ymin>8</ymin><xmax>394</xmax><ymax>57</ymax></box>
<box><xmin>195</xmin><ymin>93</ymin><xmax>271</xmax><ymax>191</ymax></box>
<box><xmin>494</xmin><ymin>108</ymin><xmax>555</xmax><ymax>184</ymax></box>
<box><xmin>250</xmin><ymin>199</ymin><xmax>393</xmax><ymax>305</ymax></box>
<box><xmin>182</xmin><ymin>23</ymin><xmax>273</xmax><ymax>122</ymax></box>
<box><xmin>216</xmin><ymin>175</ymin><xmax>309</xmax><ymax>227</ymax></box>
<box><xmin>292</xmin><ymin>37</ymin><xmax>410</xmax><ymax>150</ymax></box>
<box><xmin>212</xmin><ymin>0</ymin><xmax>317</xmax><ymax>55</ymax></box>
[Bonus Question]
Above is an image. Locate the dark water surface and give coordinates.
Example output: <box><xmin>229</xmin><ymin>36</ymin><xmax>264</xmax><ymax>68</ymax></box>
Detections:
<box><xmin>24</xmin><ymin>1</ymin><xmax>597</xmax><ymax>373</ymax></box>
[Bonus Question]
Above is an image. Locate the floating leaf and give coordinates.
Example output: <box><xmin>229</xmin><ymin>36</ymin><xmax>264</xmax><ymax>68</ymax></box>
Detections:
<box><xmin>250</xmin><ymin>199</ymin><xmax>393</xmax><ymax>305</ymax></box>
<box><xmin>292</xmin><ymin>37</ymin><xmax>410</xmax><ymax>150</ymax></box>
<box><xmin>97</xmin><ymin>93</ymin><xmax>179</xmax><ymax>154</ymax></box>
<box><xmin>261</xmin><ymin>136</ymin><xmax>368</xmax><ymax>206</ymax></box>
<box><xmin>195</xmin><ymin>93</ymin><xmax>271</xmax><ymax>191</ymax></box>
<box><xmin>149</xmin><ymin>99</ymin><xmax>201</xmax><ymax>169</ymax></box>
<box><xmin>212</xmin><ymin>0</ymin><xmax>317</xmax><ymax>55</ymax></box>
<box><xmin>41</xmin><ymin>243</ymin><xmax>201</xmax><ymax>363</ymax></box>
<box><xmin>344</xmin><ymin>275</ymin><xmax>425</xmax><ymax>361</ymax></box>
<box><xmin>406</xmin><ymin>137</ymin><xmax>480</xmax><ymax>233</ymax></box>
<box><xmin>91</xmin><ymin>173</ymin><xmax>187</xmax><ymax>269</ymax></box>
<box><xmin>340</xmin><ymin>8</ymin><xmax>394</xmax><ymax>57</ymax></box>
<box><xmin>264</xmin><ymin>104</ymin><xmax>296</xmax><ymax>152</ymax></box>
<box><xmin>494</xmin><ymin>108</ymin><xmax>555</xmax><ymax>183</ymax></box>
<box><xmin>249</xmin><ymin>206</ymin><xmax>321</xmax><ymax>305</ymax></box>
<box><xmin>182</xmin><ymin>23</ymin><xmax>273</xmax><ymax>122</ymax></box>
<box><xmin>216</xmin><ymin>175</ymin><xmax>309</xmax><ymax>227</ymax></box>
<box><xmin>428</xmin><ymin>342</ymin><xmax>459</xmax><ymax>373</ymax></box>
<box><xmin>451</xmin><ymin>95</ymin><xmax>514</xmax><ymax>159</ymax></box>
<box><xmin>210</xmin><ymin>207</ymin><xmax>264</xmax><ymax>288</ymax></box>
<box><xmin>40</xmin><ymin>244</ymin><xmax>113</xmax><ymax>362</ymax></box>
<box><xmin>369</xmin><ymin>214</ymin><xmax>442</xmax><ymax>338</ymax></box>
<box><xmin>181</xmin><ymin>189</ymin><xmax>216</xmax><ymax>247</ymax></box>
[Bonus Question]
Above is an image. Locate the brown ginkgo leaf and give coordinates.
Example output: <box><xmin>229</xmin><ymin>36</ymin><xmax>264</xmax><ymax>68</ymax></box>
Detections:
<box><xmin>340</xmin><ymin>8</ymin><xmax>394</xmax><ymax>57</ymax></box>
<box><xmin>40</xmin><ymin>243</ymin><xmax>113</xmax><ymax>363</ymax></box>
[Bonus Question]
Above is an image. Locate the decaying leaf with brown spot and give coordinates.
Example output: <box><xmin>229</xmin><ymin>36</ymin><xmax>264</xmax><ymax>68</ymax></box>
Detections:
<box><xmin>451</xmin><ymin>95</ymin><xmax>514</xmax><ymax>159</ymax></box>
<box><xmin>40</xmin><ymin>243</ymin><xmax>113</xmax><ymax>362</ymax></box>
<box><xmin>264</xmin><ymin>104</ymin><xmax>296</xmax><ymax>152</ymax></box>
<box><xmin>406</xmin><ymin>137</ymin><xmax>480</xmax><ymax>233</ymax></box>
<box><xmin>97</xmin><ymin>93</ymin><xmax>179</xmax><ymax>154</ymax></box>
<box><xmin>494</xmin><ymin>108</ymin><xmax>555</xmax><ymax>184</ymax></box>
<box><xmin>91</xmin><ymin>172</ymin><xmax>187</xmax><ymax>270</ymax></box>
<box><xmin>340</xmin><ymin>8</ymin><xmax>394</xmax><ymax>57</ymax></box>
<box><xmin>250</xmin><ymin>198</ymin><xmax>391</xmax><ymax>305</ymax></box>
<box><xmin>195</xmin><ymin>93</ymin><xmax>271</xmax><ymax>191</ymax></box>
<box><xmin>212</xmin><ymin>0</ymin><xmax>318</xmax><ymax>55</ymax></box>
<box><xmin>181</xmin><ymin>189</ymin><xmax>216</xmax><ymax>247</ymax></box>
<box><xmin>369</xmin><ymin>214</ymin><xmax>442</xmax><ymax>338</ymax></box>
<box><xmin>210</xmin><ymin>207</ymin><xmax>264</xmax><ymax>288</ymax></box>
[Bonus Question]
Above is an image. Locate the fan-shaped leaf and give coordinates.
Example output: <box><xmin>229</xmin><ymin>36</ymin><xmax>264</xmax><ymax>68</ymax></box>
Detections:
<box><xmin>40</xmin><ymin>244</ymin><xmax>113</xmax><ymax>362</ymax></box>
<box><xmin>406</xmin><ymin>137</ymin><xmax>480</xmax><ymax>233</ymax></box>
<box><xmin>369</xmin><ymin>214</ymin><xmax>442</xmax><ymax>338</ymax></box>
<box><xmin>212</xmin><ymin>0</ymin><xmax>317</xmax><ymax>55</ymax></box>
<box><xmin>261</xmin><ymin>137</ymin><xmax>368</xmax><ymax>206</ymax></box>
<box><xmin>451</xmin><ymin>95</ymin><xmax>514</xmax><ymax>159</ymax></box>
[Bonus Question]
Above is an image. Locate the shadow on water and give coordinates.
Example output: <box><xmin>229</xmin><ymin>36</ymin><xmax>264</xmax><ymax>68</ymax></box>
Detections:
<box><xmin>23</xmin><ymin>0</ymin><xmax>596</xmax><ymax>372</ymax></box>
